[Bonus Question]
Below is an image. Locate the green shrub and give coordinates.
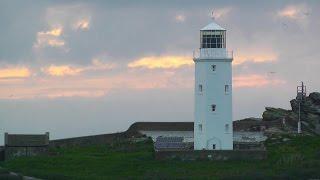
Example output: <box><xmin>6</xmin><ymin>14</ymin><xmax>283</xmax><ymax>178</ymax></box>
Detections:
<box><xmin>276</xmin><ymin>153</ymin><xmax>304</xmax><ymax>167</ymax></box>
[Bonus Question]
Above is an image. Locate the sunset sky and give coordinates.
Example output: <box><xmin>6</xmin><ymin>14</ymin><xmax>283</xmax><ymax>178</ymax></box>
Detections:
<box><xmin>1</xmin><ymin>0</ymin><xmax>320</xmax><ymax>145</ymax></box>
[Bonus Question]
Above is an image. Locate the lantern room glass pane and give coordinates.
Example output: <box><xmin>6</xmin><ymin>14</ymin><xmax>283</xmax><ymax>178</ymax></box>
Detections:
<box><xmin>201</xmin><ymin>30</ymin><xmax>226</xmax><ymax>49</ymax></box>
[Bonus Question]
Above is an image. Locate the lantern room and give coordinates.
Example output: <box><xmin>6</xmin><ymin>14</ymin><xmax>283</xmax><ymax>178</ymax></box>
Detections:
<box><xmin>200</xmin><ymin>22</ymin><xmax>226</xmax><ymax>49</ymax></box>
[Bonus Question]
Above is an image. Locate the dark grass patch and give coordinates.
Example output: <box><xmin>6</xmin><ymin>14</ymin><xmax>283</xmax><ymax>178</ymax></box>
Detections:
<box><xmin>1</xmin><ymin>135</ymin><xmax>320</xmax><ymax>179</ymax></box>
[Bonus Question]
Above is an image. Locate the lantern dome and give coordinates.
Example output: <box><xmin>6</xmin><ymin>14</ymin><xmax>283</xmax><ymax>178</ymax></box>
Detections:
<box><xmin>201</xmin><ymin>21</ymin><xmax>225</xmax><ymax>31</ymax></box>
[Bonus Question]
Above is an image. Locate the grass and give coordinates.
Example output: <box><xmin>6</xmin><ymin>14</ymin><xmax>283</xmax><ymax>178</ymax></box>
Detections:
<box><xmin>1</xmin><ymin>135</ymin><xmax>320</xmax><ymax>179</ymax></box>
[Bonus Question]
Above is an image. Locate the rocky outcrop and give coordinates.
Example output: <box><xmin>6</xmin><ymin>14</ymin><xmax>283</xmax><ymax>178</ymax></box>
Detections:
<box><xmin>235</xmin><ymin>92</ymin><xmax>320</xmax><ymax>135</ymax></box>
<box><xmin>290</xmin><ymin>94</ymin><xmax>320</xmax><ymax>115</ymax></box>
<box><xmin>309</xmin><ymin>92</ymin><xmax>320</xmax><ymax>106</ymax></box>
<box><xmin>233</xmin><ymin>117</ymin><xmax>283</xmax><ymax>132</ymax></box>
<box><xmin>262</xmin><ymin>107</ymin><xmax>289</xmax><ymax>121</ymax></box>
<box><xmin>262</xmin><ymin>92</ymin><xmax>320</xmax><ymax>135</ymax></box>
<box><xmin>233</xmin><ymin>118</ymin><xmax>263</xmax><ymax>131</ymax></box>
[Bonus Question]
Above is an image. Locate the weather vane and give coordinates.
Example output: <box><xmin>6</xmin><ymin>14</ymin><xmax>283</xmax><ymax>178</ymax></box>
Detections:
<box><xmin>211</xmin><ymin>10</ymin><xmax>215</xmax><ymax>21</ymax></box>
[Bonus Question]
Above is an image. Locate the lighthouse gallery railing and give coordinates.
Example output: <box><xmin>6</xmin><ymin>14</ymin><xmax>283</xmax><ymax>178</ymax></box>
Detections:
<box><xmin>193</xmin><ymin>49</ymin><xmax>233</xmax><ymax>59</ymax></box>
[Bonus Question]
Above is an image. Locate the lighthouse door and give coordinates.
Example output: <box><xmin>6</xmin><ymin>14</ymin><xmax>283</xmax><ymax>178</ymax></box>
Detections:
<box><xmin>207</xmin><ymin>137</ymin><xmax>221</xmax><ymax>150</ymax></box>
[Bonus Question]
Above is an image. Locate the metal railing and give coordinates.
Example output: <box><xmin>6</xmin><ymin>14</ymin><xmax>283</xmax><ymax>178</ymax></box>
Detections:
<box><xmin>193</xmin><ymin>49</ymin><xmax>233</xmax><ymax>59</ymax></box>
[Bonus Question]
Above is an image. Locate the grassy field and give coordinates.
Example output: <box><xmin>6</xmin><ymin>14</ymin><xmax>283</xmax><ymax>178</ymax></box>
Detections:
<box><xmin>1</xmin><ymin>135</ymin><xmax>320</xmax><ymax>179</ymax></box>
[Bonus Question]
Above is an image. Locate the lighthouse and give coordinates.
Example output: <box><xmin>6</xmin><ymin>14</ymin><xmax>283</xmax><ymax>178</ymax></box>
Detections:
<box><xmin>193</xmin><ymin>20</ymin><xmax>233</xmax><ymax>150</ymax></box>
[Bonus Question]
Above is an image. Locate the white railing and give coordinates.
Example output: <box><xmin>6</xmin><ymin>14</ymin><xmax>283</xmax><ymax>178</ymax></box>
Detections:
<box><xmin>193</xmin><ymin>49</ymin><xmax>233</xmax><ymax>59</ymax></box>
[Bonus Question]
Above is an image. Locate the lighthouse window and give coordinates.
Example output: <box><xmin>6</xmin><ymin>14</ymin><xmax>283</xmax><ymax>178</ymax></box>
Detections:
<box><xmin>200</xmin><ymin>30</ymin><xmax>226</xmax><ymax>49</ymax></box>
<box><xmin>199</xmin><ymin>124</ymin><xmax>202</xmax><ymax>132</ymax></box>
<box><xmin>211</xmin><ymin>65</ymin><xmax>216</xmax><ymax>71</ymax></box>
<box><xmin>211</xmin><ymin>104</ymin><xmax>216</xmax><ymax>112</ymax></box>
<box><xmin>225</xmin><ymin>124</ymin><xmax>229</xmax><ymax>132</ymax></box>
<box><xmin>198</xmin><ymin>84</ymin><xmax>203</xmax><ymax>92</ymax></box>
<box><xmin>225</xmin><ymin>85</ymin><xmax>230</xmax><ymax>94</ymax></box>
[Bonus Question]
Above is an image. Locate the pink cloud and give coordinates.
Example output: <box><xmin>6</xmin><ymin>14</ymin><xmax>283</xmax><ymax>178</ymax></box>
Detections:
<box><xmin>233</xmin><ymin>74</ymin><xmax>285</xmax><ymax>88</ymax></box>
<box><xmin>0</xmin><ymin>66</ymin><xmax>31</xmax><ymax>79</ymax></box>
<box><xmin>0</xmin><ymin>67</ymin><xmax>193</xmax><ymax>99</ymax></box>
<box><xmin>128</xmin><ymin>55</ymin><xmax>193</xmax><ymax>69</ymax></box>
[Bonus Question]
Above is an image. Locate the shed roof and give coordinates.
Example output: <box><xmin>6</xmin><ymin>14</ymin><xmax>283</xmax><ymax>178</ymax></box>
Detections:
<box><xmin>127</xmin><ymin>122</ymin><xmax>194</xmax><ymax>132</ymax></box>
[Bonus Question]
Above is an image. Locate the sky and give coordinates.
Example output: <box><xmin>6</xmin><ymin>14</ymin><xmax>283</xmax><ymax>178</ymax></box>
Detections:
<box><xmin>1</xmin><ymin>0</ymin><xmax>320</xmax><ymax>145</ymax></box>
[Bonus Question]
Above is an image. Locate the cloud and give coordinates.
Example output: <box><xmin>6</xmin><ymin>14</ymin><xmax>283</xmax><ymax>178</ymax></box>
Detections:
<box><xmin>42</xmin><ymin>59</ymin><xmax>116</xmax><ymax>77</ymax></box>
<box><xmin>33</xmin><ymin>4</ymin><xmax>92</xmax><ymax>51</ymax></box>
<box><xmin>276</xmin><ymin>3</ymin><xmax>311</xmax><ymax>28</ymax></box>
<box><xmin>45</xmin><ymin>4</ymin><xmax>92</xmax><ymax>31</ymax></box>
<box><xmin>42</xmin><ymin>65</ymin><xmax>83</xmax><ymax>76</ymax></box>
<box><xmin>0</xmin><ymin>63</ymin><xmax>192</xmax><ymax>99</ymax></box>
<box><xmin>128</xmin><ymin>56</ymin><xmax>193</xmax><ymax>69</ymax></box>
<box><xmin>34</xmin><ymin>27</ymin><xmax>65</xmax><ymax>48</ymax></box>
<box><xmin>175</xmin><ymin>14</ymin><xmax>186</xmax><ymax>23</ymax></box>
<box><xmin>89</xmin><ymin>59</ymin><xmax>116</xmax><ymax>71</ymax></box>
<box><xmin>73</xmin><ymin>19</ymin><xmax>90</xmax><ymax>30</ymax></box>
<box><xmin>38</xmin><ymin>27</ymin><xmax>63</xmax><ymax>37</ymax></box>
<box><xmin>234</xmin><ymin>51</ymin><xmax>277</xmax><ymax>65</ymax></box>
<box><xmin>278</xmin><ymin>4</ymin><xmax>310</xmax><ymax>20</ymax></box>
<box><xmin>0</xmin><ymin>67</ymin><xmax>31</xmax><ymax>79</ymax></box>
<box><xmin>46</xmin><ymin>89</ymin><xmax>106</xmax><ymax>99</ymax></box>
<box><xmin>233</xmin><ymin>74</ymin><xmax>285</xmax><ymax>88</ymax></box>
<box><xmin>47</xmin><ymin>39</ymin><xmax>65</xmax><ymax>47</ymax></box>
<box><xmin>212</xmin><ymin>7</ymin><xmax>233</xmax><ymax>20</ymax></box>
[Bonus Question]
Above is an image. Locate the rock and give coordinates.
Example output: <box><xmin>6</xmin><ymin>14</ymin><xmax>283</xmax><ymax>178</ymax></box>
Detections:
<box><xmin>309</xmin><ymin>92</ymin><xmax>320</xmax><ymax>105</ymax></box>
<box><xmin>290</xmin><ymin>99</ymin><xmax>299</xmax><ymax>112</ymax></box>
<box><xmin>284</xmin><ymin>112</ymin><xmax>298</xmax><ymax>127</ymax></box>
<box><xmin>236</xmin><ymin>92</ymin><xmax>320</xmax><ymax>135</ymax></box>
<box><xmin>291</xmin><ymin>93</ymin><xmax>320</xmax><ymax>115</ymax></box>
<box><xmin>233</xmin><ymin>117</ymin><xmax>263</xmax><ymax>131</ymax></box>
<box><xmin>302</xmin><ymin>100</ymin><xmax>320</xmax><ymax>115</ymax></box>
<box><xmin>288</xmin><ymin>92</ymin><xmax>320</xmax><ymax>134</ymax></box>
<box><xmin>262</xmin><ymin>107</ymin><xmax>289</xmax><ymax>121</ymax></box>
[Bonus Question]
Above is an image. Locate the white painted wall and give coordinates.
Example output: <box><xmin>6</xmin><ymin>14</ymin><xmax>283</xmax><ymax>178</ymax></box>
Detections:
<box><xmin>194</xmin><ymin>48</ymin><xmax>233</xmax><ymax>150</ymax></box>
<box><xmin>139</xmin><ymin>131</ymin><xmax>194</xmax><ymax>142</ymax></box>
<box><xmin>233</xmin><ymin>132</ymin><xmax>267</xmax><ymax>143</ymax></box>
<box><xmin>139</xmin><ymin>130</ymin><xmax>266</xmax><ymax>144</ymax></box>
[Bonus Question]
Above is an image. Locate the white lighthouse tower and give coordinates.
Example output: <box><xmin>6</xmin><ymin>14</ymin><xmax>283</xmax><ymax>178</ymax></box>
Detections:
<box><xmin>193</xmin><ymin>20</ymin><xmax>233</xmax><ymax>150</ymax></box>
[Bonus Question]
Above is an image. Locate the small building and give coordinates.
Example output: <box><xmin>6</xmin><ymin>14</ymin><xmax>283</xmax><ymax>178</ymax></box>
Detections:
<box><xmin>127</xmin><ymin>122</ymin><xmax>194</xmax><ymax>142</ymax></box>
<box><xmin>154</xmin><ymin>136</ymin><xmax>193</xmax><ymax>151</ymax></box>
<box><xmin>127</xmin><ymin>122</ymin><xmax>267</xmax><ymax>150</ymax></box>
<box><xmin>233</xmin><ymin>132</ymin><xmax>267</xmax><ymax>150</ymax></box>
<box><xmin>4</xmin><ymin>132</ymin><xmax>49</xmax><ymax>160</ymax></box>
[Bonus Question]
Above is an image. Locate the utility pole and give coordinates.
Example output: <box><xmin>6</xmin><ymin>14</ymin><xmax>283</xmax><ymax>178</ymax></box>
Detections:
<box><xmin>296</xmin><ymin>82</ymin><xmax>306</xmax><ymax>134</ymax></box>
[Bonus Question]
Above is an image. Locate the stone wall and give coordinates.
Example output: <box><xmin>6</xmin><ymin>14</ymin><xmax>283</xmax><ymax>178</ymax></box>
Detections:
<box><xmin>155</xmin><ymin>150</ymin><xmax>267</xmax><ymax>161</ymax></box>
<box><xmin>49</xmin><ymin>132</ymin><xmax>137</xmax><ymax>148</ymax></box>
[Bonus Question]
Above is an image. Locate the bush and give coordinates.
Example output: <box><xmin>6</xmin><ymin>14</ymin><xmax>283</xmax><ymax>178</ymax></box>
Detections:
<box><xmin>276</xmin><ymin>153</ymin><xmax>305</xmax><ymax>167</ymax></box>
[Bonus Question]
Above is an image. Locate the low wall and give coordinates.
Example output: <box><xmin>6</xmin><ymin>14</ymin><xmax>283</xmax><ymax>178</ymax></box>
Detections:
<box><xmin>5</xmin><ymin>147</ymin><xmax>48</xmax><ymax>160</ymax></box>
<box><xmin>49</xmin><ymin>132</ymin><xmax>139</xmax><ymax>148</ymax></box>
<box><xmin>0</xmin><ymin>147</ymin><xmax>4</xmax><ymax>161</ymax></box>
<box><xmin>155</xmin><ymin>150</ymin><xmax>267</xmax><ymax>161</ymax></box>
